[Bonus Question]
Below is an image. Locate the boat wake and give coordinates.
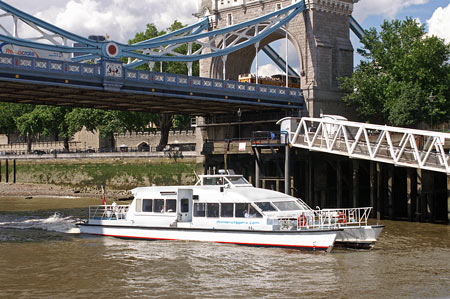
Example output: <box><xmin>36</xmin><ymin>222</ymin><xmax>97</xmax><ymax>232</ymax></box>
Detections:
<box><xmin>0</xmin><ymin>212</ymin><xmax>80</xmax><ymax>234</ymax></box>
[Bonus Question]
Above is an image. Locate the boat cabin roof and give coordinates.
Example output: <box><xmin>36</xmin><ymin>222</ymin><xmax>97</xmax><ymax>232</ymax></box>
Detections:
<box><xmin>130</xmin><ymin>174</ymin><xmax>311</xmax><ymax>211</ymax></box>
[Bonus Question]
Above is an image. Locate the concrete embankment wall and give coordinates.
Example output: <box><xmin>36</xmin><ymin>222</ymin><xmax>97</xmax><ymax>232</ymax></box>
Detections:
<box><xmin>0</xmin><ymin>157</ymin><xmax>203</xmax><ymax>190</ymax></box>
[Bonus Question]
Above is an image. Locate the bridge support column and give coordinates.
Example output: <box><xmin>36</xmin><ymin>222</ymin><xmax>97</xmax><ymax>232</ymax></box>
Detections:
<box><xmin>388</xmin><ymin>166</ymin><xmax>394</xmax><ymax>219</ymax></box>
<box><xmin>304</xmin><ymin>158</ymin><xmax>311</xmax><ymax>205</ymax></box>
<box><xmin>308</xmin><ymin>155</ymin><xmax>314</xmax><ymax>208</ymax></box>
<box><xmin>5</xmin><ymin>159</ymin><xmax>8</xmax><ymax>183</ymax></box>
<box><xmin>370</xmin><ymin>162</ymin><xmax>376</xmax><ymax>218</ymax></box>
<box><xmin>407</xmin><ymin>168</ymin><xmax>417</xmax><ymax>222</ymax></box>
<box><xmin>352</xmin><ymin>160</ymin><xmax>359</xmax><ymax>208</ymax></box>
<box><xmin>284</xmin><ymin>145</ymin><xmax>290</xmax><ymax>195</ymax></box>
<box><xmin>447</xmin><ymin>175</ymin><xmax>450</xmax><ymax>224</ymax></box>
<box><xmin>221</xmin><ymin>55</ymin><xmax>227</xmax><ymax>80</ymax></box>
<box><xmin>254</xmin><ymin>148</ymin><xmax>261</xmax><ymax>188</ymax></box>
<box><xmin>376</xmin><ymin>162</ymin><xmax>382</xmax><ymax>220</ymax></box>
<box><xmin>337</xmin><ymin>160</ymin><xmax>342</xmax><ymax>208</ymax></box>
<box><xmin>417</xmin><ymin>169</ymin><xmax>423</xmax><ymax>222</ymax></box>
<box><xmin>0</xmin><ymin>160</ymin><xmax>2</xmax><ymax>182</ymax></box>
<box><xmin>428</xmin><ymin>172</ymin><xmax>435</xmax><ymax>223</ymax></box>
<box><xmin>13</xmin><ymin>159</ymin><xmax>16</xmax><ymax>184</ymax></box>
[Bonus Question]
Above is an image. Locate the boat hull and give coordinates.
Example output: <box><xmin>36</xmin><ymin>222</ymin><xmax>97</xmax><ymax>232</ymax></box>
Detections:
<box><xmin>334</xmin><ymin>225</ymin><xmax>384</xmax><ymax>249</ymax></box>
<box><xmin>79</xmin><ymin>223</ymin><xmax>339</xmax><ymax>252</ymax></box>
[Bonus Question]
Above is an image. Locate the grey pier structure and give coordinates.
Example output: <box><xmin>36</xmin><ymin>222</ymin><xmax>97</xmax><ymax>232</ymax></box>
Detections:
<box><xmin>196</xmin><ymin>0</ymin><xmax>450</xmax><ymax>224</ymax></box>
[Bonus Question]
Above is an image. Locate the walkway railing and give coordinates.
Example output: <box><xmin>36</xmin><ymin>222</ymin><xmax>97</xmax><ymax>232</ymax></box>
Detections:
<box><xmin>284</xmin><ymin>117</ymin><xmax>450</xmax><ymax>174</ymax></box>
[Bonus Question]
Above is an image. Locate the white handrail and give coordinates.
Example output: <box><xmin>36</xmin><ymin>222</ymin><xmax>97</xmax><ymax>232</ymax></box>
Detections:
<box><xmin>285</xmin><ymin>117</ymin><xmax>450</xmax><ymax>174</ymax></box>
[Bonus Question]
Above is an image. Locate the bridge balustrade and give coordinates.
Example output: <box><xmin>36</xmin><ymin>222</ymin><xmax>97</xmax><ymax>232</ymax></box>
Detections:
<box><xmin>0</xmin><ymin>53</ymin><xmax>304</xmax><ymax>109</ymax></box>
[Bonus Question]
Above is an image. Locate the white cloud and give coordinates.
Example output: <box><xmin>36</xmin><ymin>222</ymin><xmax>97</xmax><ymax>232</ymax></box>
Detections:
<box><xmin>427</xmin><ymin>3</ymin><xmax>450</xmax><ymax>43</ymax></box>
<box><xmin>353</xmin><ymin>0</ymin><xmax>429</xmax><ymax>21</ymax></box>
<box><xmin>2</xmin><ymin>0</ymin><xmax>199</xmax><ymax>43</ymax></box>
<box><xmin>257</xmin><ymin>64</ymin><xmax>282</xmax><ymax>77</ymax></box>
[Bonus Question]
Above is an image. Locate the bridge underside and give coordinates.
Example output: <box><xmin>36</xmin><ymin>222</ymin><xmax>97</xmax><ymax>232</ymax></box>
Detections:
<box><xmin>0</xmin><ymin>79</ymin><xmax>286</xmax><ymax>115</ymax></box>
<box><xmin>0</xmin><ymin>55</ymin><xmax>303</xmax><ymax>115</ymax></box>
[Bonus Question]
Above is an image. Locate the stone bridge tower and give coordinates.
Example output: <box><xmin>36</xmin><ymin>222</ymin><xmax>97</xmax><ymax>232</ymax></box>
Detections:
<box><xmin>198</xmin><ymin>0</ymin><xmax>358</xmax><ymax>117</ymax></box>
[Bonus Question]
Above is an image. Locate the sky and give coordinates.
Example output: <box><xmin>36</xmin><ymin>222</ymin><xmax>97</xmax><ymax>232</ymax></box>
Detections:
<box><xmin>1</xmin><ymin>0</ymin><xmax>449</xmax><ymax>77</ymax></box>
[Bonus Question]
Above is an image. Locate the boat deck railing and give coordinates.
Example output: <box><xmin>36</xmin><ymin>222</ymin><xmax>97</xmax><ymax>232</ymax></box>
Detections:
<box><xmin>272</xmin><ymin>207</ymin><xmax>372</xmax><ymax>231</ymax></box>
<box><xmin>88</xmin><ymin>204</ymin><xmax>130</xmax><ymax>220</ymax></box>
<box><xmin>316</xmin><ymin>207</ymin><xmax>372</xmax><ymax>228</ymax></box>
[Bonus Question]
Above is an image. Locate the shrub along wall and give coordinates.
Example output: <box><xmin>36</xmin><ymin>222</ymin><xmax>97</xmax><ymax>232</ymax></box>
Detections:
<box><xmin>3</xmin><ymin>158</ymin><xmax>203</xmax><ymax>190</ymax></box>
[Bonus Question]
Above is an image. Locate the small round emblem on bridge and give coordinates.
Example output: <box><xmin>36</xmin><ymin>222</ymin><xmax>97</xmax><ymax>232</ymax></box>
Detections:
<box><xmin>105</xmin><ymin>42</ymin><xmax>119</xmax><ymax>58</ymax></box>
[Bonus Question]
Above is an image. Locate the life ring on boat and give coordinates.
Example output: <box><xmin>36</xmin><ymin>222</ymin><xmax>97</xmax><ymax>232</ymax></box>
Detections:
<box><xmin>338</xmin><ymin>212</ymin><xmax>346</xmax><ymax>224</ymax></box>
<box><xmin>297</xmin><ymin>214</ymin><xmax>307</xmax><ymax>227</ymax></box>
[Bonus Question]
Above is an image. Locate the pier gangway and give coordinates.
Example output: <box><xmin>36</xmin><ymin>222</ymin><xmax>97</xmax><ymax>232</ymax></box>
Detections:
<box><xmin>279</xmin><ymin>117</ymin><xmax>450</xmax><ymax>174</ymax></box>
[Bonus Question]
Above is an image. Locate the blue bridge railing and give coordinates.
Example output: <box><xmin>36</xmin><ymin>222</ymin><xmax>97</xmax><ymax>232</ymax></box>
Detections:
<box><xmin>0</xmin><ymin>53</ymin><xmax>304</xmax><ymax>109</ymax></box>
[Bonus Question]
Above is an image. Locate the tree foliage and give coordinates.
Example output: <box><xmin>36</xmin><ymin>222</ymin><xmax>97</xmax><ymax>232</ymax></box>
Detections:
<box><xmin>339</xmin><ymin>18</ymin><xmax>450</xmax><ymax>127</ymax></box>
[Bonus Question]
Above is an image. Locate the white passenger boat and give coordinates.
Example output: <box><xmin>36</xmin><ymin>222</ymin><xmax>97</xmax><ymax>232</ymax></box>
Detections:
<box><xmin>79</xmin><ymin>174</ymin><xmax>342</xmax><ymax>252</ymax></box>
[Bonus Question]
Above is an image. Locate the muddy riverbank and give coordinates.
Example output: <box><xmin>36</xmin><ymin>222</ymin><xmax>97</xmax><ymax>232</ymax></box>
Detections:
<box><xmin>0</xmin><ymin>182</ymin><xmax>130</xmax><ymax>199</ymax></box>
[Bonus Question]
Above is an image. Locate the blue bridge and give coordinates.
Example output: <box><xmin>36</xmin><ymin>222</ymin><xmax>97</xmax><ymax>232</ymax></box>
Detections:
<box><xmin>0</xmin><ymin>0</ymin><xmax>313</xmax><ymax>114</ymax></box>
<box><xmin>0</xmin><ymin>53</ymin><xmax>303</xmax><ymax>114</ymax></box>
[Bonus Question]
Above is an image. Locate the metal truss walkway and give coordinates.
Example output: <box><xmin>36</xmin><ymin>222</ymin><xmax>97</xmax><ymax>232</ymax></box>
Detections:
<box><xmin>279</xmin><ymin>117</ymin><xmax>450</xmax><ymax>174</ymax></box>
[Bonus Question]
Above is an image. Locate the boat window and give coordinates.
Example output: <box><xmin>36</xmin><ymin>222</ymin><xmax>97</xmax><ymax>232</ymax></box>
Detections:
<box><xmin>194</xmin><ymin>203</ymin><xmax>205</xmax><ymax>217</ymax></box>
<box><xmin>206</xmin><ymin>203</ymin><xmax>219</xmax><ymax>218</ymax></box>
<box><xmin>235</xmin><ymin>203</ymin><xmax>249</xmax><ymax>218</ymax></box>
<box><xmin>180</xmin><ymin>198</ymin><xmax>189</xmax><ymax>213</ymax></box>
<box><xmin>255</xmin><ymin>202</ymin><xmax>277</xmax><ymax>211</ymax></box>
<box><xmin>226</xmin><ymin>176</ymin><xmax>249</xmax><ymax>185</ymax></box>
<box><xmin>142</xmin><ymin>199</ymin><xmax>152</xmax><ymax>212</ymax></box>
<box><xmin>136</xmin><ymin>198</ymin><xmax>142</xmax><ymax>212</ymax></box>
<box><xmin>154</xmin><ymin>199</ymin><xmax>164</xmax><ymax>213</ymax></box>
<box><xmin>166</xmin><ymin>199</ymin><xmax>176</xmax><ymax>213</ymax></box>
<box><xmin>203</xmin><ymin>177</ymin><xmax>223</xmax><ymax>185</ymax></box>
<box><xmin>249</xmin><ymin>205</ymin><xmax>262</xmax><ymax>218</ymax></box>
<box><xmin>272</xmin><ymin>201</ymin><xmax>301</xmax><ymax>211</ymax></box>
<box><xmin>221</xmin><ymin>203</ymin><xmax>233</xmax><ymax>217</ymax></box>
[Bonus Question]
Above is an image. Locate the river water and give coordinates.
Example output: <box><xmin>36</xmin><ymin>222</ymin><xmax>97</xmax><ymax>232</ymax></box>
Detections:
<box><xmin>0</xmin><ymin>197</ymin><xmax>449</xmax><ymax>298</ymax></box>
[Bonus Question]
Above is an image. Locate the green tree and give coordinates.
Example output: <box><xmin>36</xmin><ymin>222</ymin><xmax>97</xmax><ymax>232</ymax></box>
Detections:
<box><xmin>66</xmin><ymin>108</ymin><xmax>158</xmax><ymax>149</ymax></box>
<box><xmin>339</xmin><ymin>18</ymin><xmax>450</xmax><ymax>127</ymax></box>
<box><xmin>129</xmin><ymin>21</ymin><xmax>199</xmax><ymax>151</ymax></box>
<box><xmin>15</xmin><ymin>105</ymin><xmax>53</xmax><ymax>153</ymax></box>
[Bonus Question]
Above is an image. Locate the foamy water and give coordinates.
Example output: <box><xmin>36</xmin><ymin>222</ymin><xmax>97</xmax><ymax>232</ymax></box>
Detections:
<box><xmin>0</xmin><ymin>212</ymin><xmax>80</xmax><ymax>234</ymax></box>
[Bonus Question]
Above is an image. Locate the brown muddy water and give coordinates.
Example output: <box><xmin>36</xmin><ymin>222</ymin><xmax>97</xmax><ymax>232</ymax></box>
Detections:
<box><xmin>0</xmin><ymin>197</ymin><xmax>449</xmax><ymax>298</ymax></box>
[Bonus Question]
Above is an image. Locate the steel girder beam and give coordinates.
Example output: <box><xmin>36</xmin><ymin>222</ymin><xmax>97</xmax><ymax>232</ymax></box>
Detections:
<box><xmin>283</xmin><ymin>117</ymin><xmax>450</xmax><ymax>174</ymax></box>
<box><xmin>0</xmin><ymin>0</ymin><xmax>306</xmax><ymax>66</ymax></box>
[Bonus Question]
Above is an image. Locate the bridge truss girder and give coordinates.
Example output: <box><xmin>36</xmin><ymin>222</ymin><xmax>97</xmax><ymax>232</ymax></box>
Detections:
<box><xmin>285</xmin><ymin>117</ymin><xmax>450</xmax><ymax>174</ymax></box>
<box><xmin>0</xmin><ymin>0</ymin><xmax>306</xmax><ymax>68</ymax></box>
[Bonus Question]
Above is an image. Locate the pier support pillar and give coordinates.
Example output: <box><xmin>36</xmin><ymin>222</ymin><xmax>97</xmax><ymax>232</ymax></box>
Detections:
<box><xmin>388</xmin><ymin>166</ymin><xmax>394</xmax><ymax>219</ymax></box>
<box><xmin>376</xmin><ymin>162</ymin><xmax>382</xmax><ymax>220</ymax></box>
<box><xmin>304</xmin><ymin>159</ymin><xmax>310</xmax><ymax>204</ymax></box>
<box><xmin>0</xmin><ymin>160</ymin><xmax>2</xmax><ymax>182</ymax></box>
<box><xmin>417</xmin><ymin>169</ymin><xmax>423</xmax><ymax>222</ymax></box>
<box><xmin>13</xmin><ymin>159</ymin><xmax>16</xmax><ymax>184</ymax></box>
<box><xmin>370</xmin><ymin>162</ymin><xmax>376</xmax><ymax>218</ymax></box>
<box><xmin>407</xmin><ymin>168</ymin><xmax>417</xmax><ymax>222</ymax></box>
<box><xmin>254</xmin><ymin>148</ymin><xmax>261</xmax><ymax>188</ymax></box>
<box><xmin>352</xmin><ymin>160</ymin><xmax>359</xmax><ymax>208</ymax></box>
<box><xmin>337</xmin><ymin>160</ymin><xmax>342</xmax><ymax>208</ymax></box>
<box><xmin>447</xmin><ymin>175</ymin><xmax>450</xmax><ymax>224</ymax></box>
<box><xmin>284</xmin><ymin>145</ymin><xmax>290</xmax><ymax>195</ymax></box>
<box><xmin>5</xmin><ymin>159</ymin><xmax>8</xmax><ymax>183</ymax></box>
<box><xmin>428</xmin><ymin>172</ymin><xmax>435</xmax><ymax>223</ymax></box>
<box><xmin>308</xmin><ymin>155</ymin><xmax>314</xmax><ymax>207</ymax></box>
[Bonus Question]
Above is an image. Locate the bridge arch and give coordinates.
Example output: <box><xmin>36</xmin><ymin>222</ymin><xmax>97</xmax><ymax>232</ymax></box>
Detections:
<box><xmin>208</xmin><ymin>27</ymin><xmax>305</xmax><ymax>82</ymax></box>
<box><xmin>199</xmin><ymin>0</ymin><xmax>357</xmax><ymax>117</ymax></box>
